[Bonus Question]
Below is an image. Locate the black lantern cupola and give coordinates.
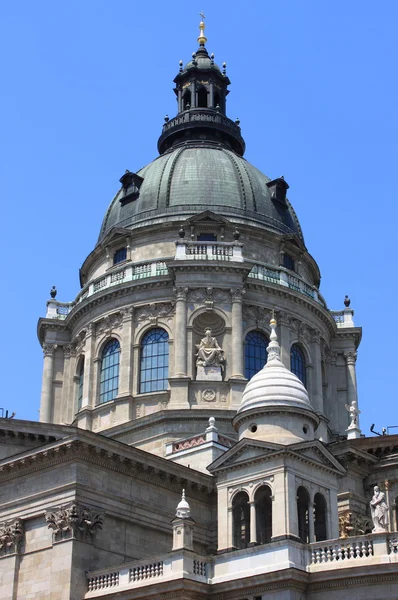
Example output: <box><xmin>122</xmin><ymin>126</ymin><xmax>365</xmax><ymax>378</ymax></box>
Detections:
<box><xmin>158</xmin><ymin>17</ymin><xmax>245</xmax><ymax>156</ymax></box>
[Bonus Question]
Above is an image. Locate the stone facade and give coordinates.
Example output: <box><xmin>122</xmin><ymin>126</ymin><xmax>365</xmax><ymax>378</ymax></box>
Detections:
<box><xmin>2</xmin><ymin>18</ymin><xmax>398</xmax><ymax>600</ymax></box>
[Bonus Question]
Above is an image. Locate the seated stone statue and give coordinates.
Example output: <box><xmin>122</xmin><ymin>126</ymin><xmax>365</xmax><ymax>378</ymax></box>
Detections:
<box><xmin>196</xmin><ymin>329</ymin><xmax>224</xmax><ymax>370</ymax></box>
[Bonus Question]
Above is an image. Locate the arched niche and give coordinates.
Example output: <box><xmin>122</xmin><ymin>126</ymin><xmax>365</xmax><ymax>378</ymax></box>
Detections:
<box><xmin>314</xmin><ymin>492</ymin><xmax>327</xmax><ymax>541</ymax></box>
<box><xmin>254</xmin><ymin>485</ymin><xmax>272</xmax><ymax>544</ymax></box>
<box><xmin>232</xmin><ymin>491</ymin><xmax>250</xmax><ymax>549</ymax></box>
<box><xmin>297</xmin><ymin>486</ymin><xmax>310</xmax><ymax>543</ymax></box>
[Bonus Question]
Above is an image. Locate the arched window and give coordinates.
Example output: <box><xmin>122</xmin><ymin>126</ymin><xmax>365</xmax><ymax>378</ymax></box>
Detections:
<box><xmin>214</xmin><ymin>91</ymin><xmax>221</xmax><ymax>109</ymax></box>
<box><xmin>232</xmin><ymin>492</ymin><xmax>250</xmax><ymax>549</ymax></box>
<box><xmin>297</xmin><ymin>486</ymin><xmax>310</xmax><ymax>543</ymax></box>
<box><xmin>255</xmin><ymin>485</ymin><xmax>272</xmax><ymax>544</ymax></box>
<box><xmin>244</xmin><ymin>331</ymin><xmax>269</xmax><ymax>380</ymax></box>
<box><xmin>99</xmin><ymin>339</ymin><xmax>120</xmax><ymax>404</ymax></box>
<box><xmin>77</xmin><ymin>358</ymin><xmax>84</xmax><ymax>410</ymax></box>
<box><xmin>197</xmin><ymin>87</ymin><xmax>208</xmax><ymax>108</ymax></box>
<box><xmin>113</xmin><ymin>247</ymin><xmax>127</xmax><ymax>265</ymax></box>
<box><xmin>140</xmin><ymin>328</ymin><xmax>169</xmax><ymax>394</ymax></box>
<box><xmin>291</xmin><ymin>344</ymin><xmax>306</xmax><ymax>387</ymax></box>
<box><xmin>183</xmin><ymin>90</ymin><xmax>191</xmax><ymax>110</ymax></box>
<box><xmin>314</xmin><ymin>493</ymin><xmax>327</xmax><ymax>541</ymax></box>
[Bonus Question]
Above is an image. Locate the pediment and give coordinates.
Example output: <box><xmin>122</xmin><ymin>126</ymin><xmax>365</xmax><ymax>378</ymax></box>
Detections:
<box><xmin>99</xmin><ymin>226</ymin><xmax>132</xmax><ymax>247</ymax></box>
<box><xmin>186</xmin><ymin>211</ymin><xmax>230</xmax><ymax>225</ymax></box>
<box><xmin>289</xmin><ymin>441</ymin><xmax>346</xmax><ymax>474</ymax></box>
<box><xmin>208</xmin><ymin>439</ymin><xmax>283</xmax><ymax>473</ymax></box>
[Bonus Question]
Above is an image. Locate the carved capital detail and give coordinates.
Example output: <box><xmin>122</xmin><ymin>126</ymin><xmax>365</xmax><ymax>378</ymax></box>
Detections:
<box><xmin>174</xmin><ymin>287</ymin><xmax>189</xmax><ymax>301</ymax></box>
<box><xmin>135</xmin><ymin>302</ymin><xmax>175</xmax><ymax>324</ymax></box>
<box><xmin>42</xmin><ymin>343</ymin><xmax>57</xmax><ymax>357</ymax></box>
<box><xmin>230</xmin><ymin>287</ymin><xmax>245</xmax><ymax>302</ymax></box>
<box><xmin>46</xmin><ymin>503</ymin><xmax>104</xmax><ymax>544</ymax></box>
<box><xmin>0</xmin><ymin>519</ymin><xmax>24</xmax><ymax>556</ymax></box>
<box><xmin>344</xmin><ymin>351</ymin><xmax>358</xmax><ymax>365</ymax></box>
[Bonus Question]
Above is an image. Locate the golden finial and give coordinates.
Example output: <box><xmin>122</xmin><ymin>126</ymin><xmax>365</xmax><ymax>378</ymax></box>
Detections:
<box><xmin>270</xmin><ymin>308</ymin><xmax>277</xmax><ymax>326</ymax></box>
<box><xmin>198</xmin><ymin>12</ymin><xmax>207</xmax><ymax>46</ymax></box>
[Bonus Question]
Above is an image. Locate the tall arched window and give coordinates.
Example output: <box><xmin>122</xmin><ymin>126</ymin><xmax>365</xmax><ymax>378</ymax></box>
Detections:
<box><xmin>183</xmin><ymin>90</ymin><xmax>191</xmax><ymax>110</ymax></box>
<box><xmin>140</xmin><ymin>328</ymin><xmax>169</xmax><ymax>394</ymax></box>
<box><xmin>255</xmin><ymin>485</ymin><xmax>272</xmax><ymax>544</ymax></box>
<box><xmin>297</xmin><ymin>486</ymin><xmax>310</xmax><ymax>543</ymax></box>
<box><xmin>291</xmin><ymin>344</ymin><xmax>306</xmax><ymax>387</ymax></box>
<box><xmin>232</xmin><ymin>492</ymin><xmax>250</xmax><ymax>549</ymax></box>
<box><xmin>314</xmin><ymin>493</ymin><xmax>327</xmax><ymax>541</ymax></box>
<box><xmin>99</xmin><ymin>339</ymin><xmax>120</xmax><ymax>404</ymax></box>
<box><xmin>244</xmin><ymin>331</ymin><xmax>269</xmax><ymax>380</ymax></box>
<box><xmin>77</xmin><ymin>358</ymin><xmax>84</xmax><ymax>410</ymax></box>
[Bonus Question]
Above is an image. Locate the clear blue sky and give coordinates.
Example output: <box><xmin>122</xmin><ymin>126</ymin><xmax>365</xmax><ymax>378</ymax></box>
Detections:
<box><xmin>1</xmin><ymin>1</ymin><xmax>397</xmax><ymax>435</ymax></box>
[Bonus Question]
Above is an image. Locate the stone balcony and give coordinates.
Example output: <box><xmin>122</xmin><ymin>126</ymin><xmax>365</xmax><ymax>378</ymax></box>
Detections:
<box><xmin>84</xmin><ymin>532</ymin><xmax>398</xmax><ymax>597</ymax></box>
<box><xmin>43</xmin><ymin>241</ymin><xmax>341</xmax><ymax>322</ymax></box>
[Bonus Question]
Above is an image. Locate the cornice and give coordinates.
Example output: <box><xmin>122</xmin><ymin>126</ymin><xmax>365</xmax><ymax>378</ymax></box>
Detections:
<box><xmin>0</xmin><ymin>433</ymin><xmax>215</xmax><ymax>497</ymax></box>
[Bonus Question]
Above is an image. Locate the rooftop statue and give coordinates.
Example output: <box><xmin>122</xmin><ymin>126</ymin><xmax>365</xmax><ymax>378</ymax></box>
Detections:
<box><xmin>370</xmin><ymin>485</ymin><xmax>388</xmax><ymax>532</ymax></box>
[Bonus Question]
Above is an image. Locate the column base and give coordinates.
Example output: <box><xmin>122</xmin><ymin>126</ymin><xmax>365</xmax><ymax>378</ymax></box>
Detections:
<box><xmin>168</xmin><ymin>377</ymin><xmax>191</xmax><ymax>408</ymax></box>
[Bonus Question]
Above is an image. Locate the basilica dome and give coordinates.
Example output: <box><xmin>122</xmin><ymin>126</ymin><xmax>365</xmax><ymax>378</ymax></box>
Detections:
<box><xmin>98</xmin><ymin>143</ymin><xmax>303</xmax><ymax>243</ymax></box>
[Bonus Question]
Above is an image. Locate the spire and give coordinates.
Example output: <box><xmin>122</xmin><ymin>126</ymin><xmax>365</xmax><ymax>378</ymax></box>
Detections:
<box><xmin>266</xmin><ymin>313</ymin><xmax>281</xmax><ymax>363</ymax></box>
<box><xmin>198</xmin><ymin>13</ymin><xmax>207</xmax><ymax>46</ymax></box>
<box><xmin>175</xmin><ymin>489</ymin><xmax>191</xmax><ymax>519</ymax></box>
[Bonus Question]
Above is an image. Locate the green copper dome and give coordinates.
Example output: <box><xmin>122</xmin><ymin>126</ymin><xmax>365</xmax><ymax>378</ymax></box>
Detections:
<box><xmin>98</xmin><ymin>34</ymin><xmax>304</xmax><ymax>243</ymax></box>
<box><xmin>98</xmin><ymin>142</ymin><xmax>303</xmax><ymax>242</ymax></box>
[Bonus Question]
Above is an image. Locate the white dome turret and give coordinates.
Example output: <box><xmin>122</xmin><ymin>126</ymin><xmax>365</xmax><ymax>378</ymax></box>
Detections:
<box><xmin>233</xmin><ymin>316</ymin><xmax>319</xmax><ymax>444</ymax></box>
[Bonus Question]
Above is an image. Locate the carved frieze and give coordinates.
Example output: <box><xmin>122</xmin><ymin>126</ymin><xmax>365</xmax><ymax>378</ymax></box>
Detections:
<box><xmin>187</xmin><ymin>287</ymin><xmax>230</xmax><ymax>306</ymax></box>
<box><xmin>135</xmin><ymin>302</ymin><xmax>175</xmax><ymax>324</ymax></box>
<box><xmin>46</xmin><ymin>503</ymin><xmax>103</xmax><ymax>543</ymax></box>
<box><xmin>95</xmin><ymin>312</ymin><xmax>123</xmax><ymax>336</ymax></box>
<box><xmin>242</xmin><ymin>304</ymin><xmax>271</xmax><ymax>325</ymax></box>
<box><xmin>73</xmin><ymin>330</ymin><xmax>86</xmax><ymax>355</ymax></box>
<box><xmin>0</xmin><ymin>519</ymin><xmax>24</xmax><ymax>556</ymax></box>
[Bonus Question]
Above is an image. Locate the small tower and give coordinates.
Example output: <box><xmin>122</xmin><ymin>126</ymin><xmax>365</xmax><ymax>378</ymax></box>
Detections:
<box><xmin>158</xmin><ymin>17</ymin><xmax>245</xmax><ymax>156</ymax></box>
<box><xmin>233</xmin><ymin>315</ymin><xmax>319</xmax><ymax>444</ymax></box>
<box><xmin>172</xmin><ymin>490</ymin><xmax>194</xmax><ymax>551</ymax></box>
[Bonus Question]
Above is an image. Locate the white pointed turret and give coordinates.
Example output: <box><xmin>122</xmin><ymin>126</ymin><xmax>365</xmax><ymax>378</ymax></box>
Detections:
<box><xmin>172</xmin><ymin>489</ymin><xmax>194</xmax><ymax>551</ymax></box>
<box><xmin>233</xmin><ymin>315</ymin><xmax>319</xmax><ymax>444</ymax></box>
<box><xmin>175</xmin><ymin>489</ymin><xmax>191</xmax><ymax>519</ymax></box>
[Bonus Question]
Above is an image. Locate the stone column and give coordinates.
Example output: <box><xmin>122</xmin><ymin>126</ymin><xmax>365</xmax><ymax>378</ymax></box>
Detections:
<box><xmin>230</xmin><ymin>288</ymin><xmax>245</xmax><ymax>379</ymax></box>
<box><xmin>278</xmin><ymin>312</ymin><xmax>291</xmax><ymax>369</ymax></box>
<box><xmin>40</xmin><ymin>343</ymin><xmax>56</xmax><ymax>422</ymax></box>
<box><xmin>310</xmin><ymin>331</ymin><xmax>324</xmax><ymax>414</ymax></box>
<box><xmin>62</xmin><ymin>345</ymin><xmax>72</xmax><ymax>423</ymax></box>
<box><xmin>82</xmin><ymin>323</ymin><xmax>95</xmax><ymax>408</ymax></box>
<box><xmin>174</xmin><ymin>287</ymin><xmax>188</xmax><ymax>377</ymax></box>
<box><xmin>249</xmin><ymin>501</ymin><xmax>257</xmax><ymax>545</ymax></box>
<box><xmin>190</xmin><ymin>81</ymin><xmax>196</xmax><ymax>108</ymax></box>
<box><xmin>209</xmin><ymin>82</ymin><xmax>214</xmax><ymax>107</ymax></box>
<box><xmin>344</xmin><ymin>350</ymin><xmax>358</xmax><ymax>407</ymax></box>
<box><xmin>308</xmin><ymin>500</ymin><xmax>315</xmax><ymax>542</ymax></box>
<box><xmin>119</xmin><ymin>308</ymin><xmax>134</xmax><ymax>395</ymax></box>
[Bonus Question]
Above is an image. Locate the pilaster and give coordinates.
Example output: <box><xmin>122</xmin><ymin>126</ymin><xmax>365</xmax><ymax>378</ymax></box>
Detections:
<box><xmin>230</xmin><ymin>288</ymin><xmax>245</xmax><ymax>379</ymax></box>
<box><xmin>82</xmin><ymin>323</ymin><xmax>95</xmax><ymax>408</ymax></box>
<box><xmin>119</xmin><ymin>307</ymin><xmax>134</xmax><ymax>395</ymax></box>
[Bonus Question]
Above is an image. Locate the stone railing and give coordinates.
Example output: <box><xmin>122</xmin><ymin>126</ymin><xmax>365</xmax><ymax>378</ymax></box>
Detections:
<box><xmin>309</xmin><ymin>536</ymin><xmax>374</xmax><ymax>566</ymax></box>
<box><xmin>45</xmin><ymin>261</ymin><xmax>169</xmax><ymax>319</ymax></box>
<box><xmin>248</xmin><ymin>264</ymin><xmax>327</xmax><ymax>307</ymax></box>
<box><xmin>166</xmin><ymin>426</ymin><xmax>236</xmax><ymax>456</ymax></box>
<box><xmin>85</xmin><ymin>552</ymin><xmax>209</xmax><ymax>597</ymax></box>
<box><xmin>175</xmin><ymin>241</ymin><xmax>243</xmax><ymax>262</ymax></box>
<box><xmin>330</xmin><ymin>308</ymin><xmax>356</xmax><ymax>328</ymax></box>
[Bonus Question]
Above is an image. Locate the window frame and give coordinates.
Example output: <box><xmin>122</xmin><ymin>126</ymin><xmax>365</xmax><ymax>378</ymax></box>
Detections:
<box><xmin>99</xmin><ymin>339</ymin><xmax>121</xmax><ymax>404</ymax></box>
<box><xmin>139</xmin><ymin>328</ymin><xmax>169</xmax><ymax>394</ymax></box>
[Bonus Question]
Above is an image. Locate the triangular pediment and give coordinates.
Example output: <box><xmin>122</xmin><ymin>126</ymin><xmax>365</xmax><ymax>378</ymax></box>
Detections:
<box><xmin>99</xmin><ymin>226</ymin><xmax>132</xmax><ymax>247</ymax></box>
<box><xmin>208</xmin><ymin>438</ymin><xmax>346</xmax><ymax>475</ymax></box>
<box><xmin>186</xmin><ymin>211</ymin><xmax>230</xmax><ymax>225</ymax></box>
<box><xmin>208</xmin><ymin>438</ymin><xmax>283</xmax><ymax>473</ymax></box>
<box><xmin>289</xmin><ymin>440</ymin><xmax>346</xmax><ymax>474</ymax></box>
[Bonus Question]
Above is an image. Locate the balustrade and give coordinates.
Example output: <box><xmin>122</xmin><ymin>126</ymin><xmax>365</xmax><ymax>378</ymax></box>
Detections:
<box><xmin>310</xmin><ymin>536</ymin><xmax>373</xmax><ymax>565</ymax></box>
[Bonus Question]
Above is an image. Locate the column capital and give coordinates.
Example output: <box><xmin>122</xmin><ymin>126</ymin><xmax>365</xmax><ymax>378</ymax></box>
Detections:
<box><xmin>121</xmin><ymin>306</ymin><xmax>134</xmax><ymax>321</ymax></box>
<box><xmin>63</xmin><ymin>344</ymin><xmax>73</xmax><ymax>359</ymax></box>
<box><xmin>230</xmin><ymin>287</ymin><xmax>245</xmax><ymax>302</ymax></box>
<box><xmin>0</xmin><ymin>518</ymin><xmax>24</xmax><ymax>556</ymax></box>
<box><xmin>43</xmin><ymin>343</ymin><xmax>57</xmax><ymax>357</ymax></box>
<box><xmin>174</xmin><ymin>286</ymin><xmax>189</xmax><ymax>301</ymax></box>
<box><xmin>344</xmin><ymin>350</ymin><xmax>357</xmax><ymax>365</ymax></box>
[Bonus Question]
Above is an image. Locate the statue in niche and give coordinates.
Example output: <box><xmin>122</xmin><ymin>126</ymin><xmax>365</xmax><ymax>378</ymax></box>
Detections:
<box><xmin>196</xmin><ymin>329</ymin><xmax>224</xmax><ymax>370</ymax></box>
<box><xmin>370</xmin><ymin>485</ymin><xmax>388</xmax><ymax>532</ymax></box>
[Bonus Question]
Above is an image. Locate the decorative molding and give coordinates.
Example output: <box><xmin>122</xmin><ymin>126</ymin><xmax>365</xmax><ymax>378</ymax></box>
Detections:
<box><xmin>344</xmin><ymin>351</ymin><xmax>358</xmax><ymax>365</ymax></box>
<box><xmin>174</xmin><ymin>287</ymin><xmax>189</xmax><ymax>301</ymax></box>
<box><xmin>202</xmin><ymin>389</ymin><xmax>216</xmax><ymax>402</ymax></box>
<box><xmin>42</xmin><ymin>343</ymin><xmax>57</xmax><ymax>357</ymax></box>
<box><xmin>46</xmin><ymin>503</ymin><xmax>103</xmax><ymax>543</ymax></box>
<box><xmin>135</xmin><ymin>302</ymin><xmax>175</xmax><ymax>324</ymax></box>
<box><xmin>230</xmin><ymin>287</ymin><xmax>245</xmax><ymax>302</ymax></box>
<box><xmin>95</xmin><ymin>312</ymin><xmax>123</xmax><ymax>336</ymax></box>
<box><xmin>242</xmin><ymin>304</ymin><xmax>271</xmax><ymax>325</ymax></box>
<box><xmin>0</xmin><ymin>519</ymin><xmax>24</xmax><ymax>556</ymax></box>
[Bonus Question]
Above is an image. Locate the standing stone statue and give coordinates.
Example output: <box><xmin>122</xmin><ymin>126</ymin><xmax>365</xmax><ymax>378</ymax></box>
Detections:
<box><xmin>196</xmin><ymin>329</ymin><xmax>224</xmax><ymax>368</ymax></box>
<box><xmin>370</xmin><ymin>485</ymin><xmax>388</xmax><ymax>532</ymax></box>
<box><xmin>345</xmin><ymin>399</ymin><xmax>361</xmax><ymax>429</ymax></box>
